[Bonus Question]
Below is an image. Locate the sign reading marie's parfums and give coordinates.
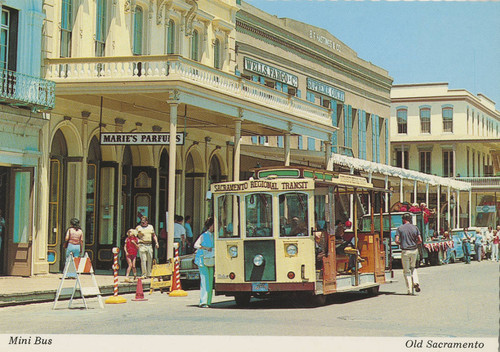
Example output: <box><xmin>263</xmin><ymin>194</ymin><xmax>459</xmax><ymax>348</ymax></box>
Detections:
<box><xmin>100</xmin><ymin>132</ymin><xmax>185</xmax><ymax>145</ymax></box>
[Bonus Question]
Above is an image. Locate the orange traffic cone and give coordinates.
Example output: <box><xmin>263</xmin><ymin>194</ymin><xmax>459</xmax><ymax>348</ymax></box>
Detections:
<box><xmin>169</xmin><ymin>244</ymin><xmax>187</xmax><ymax>297</ymax></box>
<box><xmin>132</xmin><ymin>278</ymin><xmax>148</xmax><ymax>301</ymax></box>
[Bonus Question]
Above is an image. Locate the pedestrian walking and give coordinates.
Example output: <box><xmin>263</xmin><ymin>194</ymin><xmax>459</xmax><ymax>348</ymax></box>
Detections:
<box><xmin>194</xmin><ymin>217</ymin><xmax>215</xmax><ymax>308</ymax></box>
<box><xmin>124</xmin><ymin>229</ymin><xmax>139</xmax><ymax>282</ymax></box>
<box><xmin>135</xmin><ymin>216</ymin><xmax>159</xmax><ymax>278</ymax></box>
<box><xmin>491</xmin><ymin>227</ymin><xmax>500</xmax><ymax>262</ymax></box>
<box><xmin>64</xmin><ymin>218</ymin><xmax>84</xmax><ymax>278</ymax></box>
<box><xmin>461</xmin><ymin>227</ymin><xmax>472</xmax><ymax>264</ymax></box>
<box><xmin>395</xmin><ymin>213</ymin><xmax>422</xmax><ymax>295</ymax></box>
<box><xmin>474</xmin><ymin>232</ymin><xmax>484</xmax><ymax>262</ymax></box>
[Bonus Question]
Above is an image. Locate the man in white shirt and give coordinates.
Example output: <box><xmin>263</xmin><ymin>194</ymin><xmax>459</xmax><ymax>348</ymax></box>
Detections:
<box><xmin>174</xmin><ymin>215</ymin><xmax>186</xmax><ymax>253</ymax></box>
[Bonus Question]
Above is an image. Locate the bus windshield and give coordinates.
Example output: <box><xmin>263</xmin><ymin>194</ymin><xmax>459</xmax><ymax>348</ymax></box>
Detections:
<box><xmin>279</xmin><ymin>192</ymin><xmax>308</xmax><ymax>237</ymax></box>
<box><xmin>245</xmin><ymin>193</ymin><xmax>273</xmax><ymax>238</ymax></box>
<box><xmin>360</xmin><ymin>214</ymin><xmax>403</xmax><ymax>231</ymax></box>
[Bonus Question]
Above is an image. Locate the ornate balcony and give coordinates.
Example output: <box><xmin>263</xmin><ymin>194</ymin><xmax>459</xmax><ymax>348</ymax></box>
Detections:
<box><xmin>0</xmin><ymin>69</ymin><xmax>56</xmax><ymax>110</ymax></box>
<box><xmin>455</xmin><ymin>177</ymin><xmax>500</xmax><ymax>190</ymax></box>
<box><xmin>44</xmin><ymin>55</ymin><xmax>332</xmax><ymax>127</ymax></box>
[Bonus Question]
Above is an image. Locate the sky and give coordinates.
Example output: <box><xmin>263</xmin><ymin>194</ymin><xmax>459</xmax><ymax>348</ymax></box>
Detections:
<box><xmin>246</xmin><ymin>0</ymin><xmax>500</xmax><ymax>109</ymax></box>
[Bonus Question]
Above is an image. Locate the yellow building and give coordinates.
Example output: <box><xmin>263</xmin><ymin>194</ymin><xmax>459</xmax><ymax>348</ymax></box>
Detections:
<box><xmin>391</xmin><ymin>83</ymin><xmax>500</xmax><ymax>229</ymax></box>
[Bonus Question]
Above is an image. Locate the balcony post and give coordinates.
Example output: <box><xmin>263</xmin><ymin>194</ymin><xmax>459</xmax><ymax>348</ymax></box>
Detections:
<box><xmin>437</xmin><ymin>185</ymin><xmax>441</xmax><ymax>233</ymax></box>
<box><xmin>425</xmin><ymin>183</ymin><xmax>429</xmax><ymax>207</ymax></box>
<box><xmin>167</xmin><ymin>91</ymin><xmax>179</xmax><ymax>259</ymax></box>
<box><xmin>447</xmin><ymin>186</ymin><xmax>451</xmax><ymax>230</ymax></box>
<box><xmin>413</xmin><ymin>180</ymin><xmax>417</xmax><ymax>204</ymax></box>
<box><xmin>233</xmin><ymin>116</ymin><xmax>242</xmax><ymax>237</ymax></box>
<box><xmin>399</xmin><ymin>177</ymin><xmax>404</xmax><ymax>203</ymax></box>
<box><xmin>325</xmin><ymin>139</ymin><xmax>333</xmax><ymax>171</ymax></box>
<box><xmin>384</xmin><ymin>176</ymin><xmax>389</xmax><ymax>212</ymax></box>
<box><xmin>456</xmin><ymin>190</ymin><xmax>460</xmax><ymax>228</ymax></box>
<box><xmin>284</xmin><ymin>132</ymin><xmax>291</xmax><ymax>166</ymax></box>
<box><xmin>469</xmin><ymin>190</ymin><xmax>472</xmax><ymax>227</ymax></box>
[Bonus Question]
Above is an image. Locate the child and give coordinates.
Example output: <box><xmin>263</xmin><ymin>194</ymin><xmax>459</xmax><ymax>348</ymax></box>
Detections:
<box><xmin>124</xmin><ymin>229</ymin><xmax>139</xmax><ymax>282</ymax></box>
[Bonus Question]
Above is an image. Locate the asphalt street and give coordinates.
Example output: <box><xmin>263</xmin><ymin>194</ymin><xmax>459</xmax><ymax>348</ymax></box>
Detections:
<box><xmin>0</xmin><ymin>260</ymin><xmax>497</xmax><ymax>339</ymax></box>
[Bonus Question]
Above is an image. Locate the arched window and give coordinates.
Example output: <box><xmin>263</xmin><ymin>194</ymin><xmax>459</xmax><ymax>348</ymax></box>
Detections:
<box><xmin>95</xmin><ymin>0</ymin><xmax>107</xmax><ymax>57</ymax></box>
<box><xmin>213</xmin><ymin>38</ymin><xmax>221</xmax><ymax>69</ymax></box>
<box><xmin>60</xmin><ymin>0</ymin><xmax>73</xmax><ymax>57</ymax></box>
<box><xmin>191</xmin><ymin>29</ymin><xmax>199</xmax><ymax>61</ymax></box>
<box><xmin>167</xmin><ymin>19</ymin><xmax>175</xmax><ymax>54</ymax></box>
<box><xmin>133</xmin><ymin>6</ymin><xmax>143</xmax><ymax>55</ymax></box>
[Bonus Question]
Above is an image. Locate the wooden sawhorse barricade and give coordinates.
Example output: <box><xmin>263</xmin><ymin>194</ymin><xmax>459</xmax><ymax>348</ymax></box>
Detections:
<box><xmin>149</xmin><ymin>260</ymin><xmax>173</xmax><ymax>294</ymax></box>
<box><xmin>53</xmin><ymin>253</ymin><xmax>104</xmax><ymax>309</ymax></box>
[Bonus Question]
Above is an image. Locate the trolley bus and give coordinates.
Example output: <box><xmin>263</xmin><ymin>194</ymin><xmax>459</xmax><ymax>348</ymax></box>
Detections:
<box><xmin>212</xmin><ymin>166</ymin><xmax>392</xmax><ymax>306</ymax></box>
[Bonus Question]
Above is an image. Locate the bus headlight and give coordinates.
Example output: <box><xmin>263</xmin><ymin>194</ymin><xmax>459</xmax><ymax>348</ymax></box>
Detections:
<box><xmin>228</xmin><ymin>245</ymin><xmax>238</xmax><ymax>258</ymax></box>
<box><xmin>286</xmin><ymin>244</ymin><xmax>298</xmax><ymax>256</ymax></box>
<box><xmin>253</xmin><ymin>254</ymin><xmax>264</xmax><ymax>266</ymax></box>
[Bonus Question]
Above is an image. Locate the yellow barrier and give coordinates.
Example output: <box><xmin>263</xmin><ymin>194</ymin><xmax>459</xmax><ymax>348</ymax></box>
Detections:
<box><xmin>149</xmin><ymin>259</ymin><xmax>173</xmax><ymax>294</ymax></box>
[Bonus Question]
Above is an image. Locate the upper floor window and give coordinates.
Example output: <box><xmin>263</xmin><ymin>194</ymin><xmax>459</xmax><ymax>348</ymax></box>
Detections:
<box><xmin>420</xmin><ymin>108</ymin><xmax>430</xmax><ymax>134</ymax></box>
<box><xmin>397</xmin><ymin>108</ymin><xmax>407</xmax><ymax>134</ymax></box>
<box><xmin>167</xmin><ymin>20</ymin><xmax>175</xmax><ymax>54</ymax></box>
<box><xmin>191</xmin><ymin>30</ymin><xmax>199</xmax><ymax>61</ymax></box>
<box><xmin>95</xmin><ymin>0</ymin><xmax>107</xmax><ymax>57</ymax></box>
<box><xmin>419</xmin><ymin>150</ymin><xmax>431</xmax><ymax>174</ymax></box>
<box><xmin>443</xmin><ymin>150</ymin><xmax>454</xmax><ymax>177</ymax></box>
<box><xmin>60</xmin><ymin>0</ymin><xmax>73</xmax><ymax>58</ymax></box>
<box><xmin>133</xmin><ymin>6</ymin><xmax>143</xmax><ymax>55</ymax></box>
<box><xmin>0</xmin><ymin>6</ymin><xmax>19</xmax><ymax>71</ymax></box>
<box><xmin>442</xmin><ymin>107</ymin><xmax>453</xmax><ymax>133</ymax></box>
<box><xmin>214</xmin><ymin>38</ymin><xmax>221</xmax><ymax>69</ymax></box>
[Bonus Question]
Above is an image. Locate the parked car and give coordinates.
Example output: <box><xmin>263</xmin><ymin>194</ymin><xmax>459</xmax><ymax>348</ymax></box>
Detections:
<box><xmin>448</xmin><ymin>228</ymin><xmax>479</xmax><ymax>262</ymax></box>
<box><xmin>179</xmin><ymin>253</ymin><xmax>200</xmax><ymax>286</ymax></box>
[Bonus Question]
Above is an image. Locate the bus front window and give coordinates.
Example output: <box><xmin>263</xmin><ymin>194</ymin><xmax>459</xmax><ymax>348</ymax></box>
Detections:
<box><xmin>245</xmin><ymin>193</ymin><xmax>273</xmax><ymax>238</ymax></box>
<box><xmin>279</xmin><ymin>192</ymin><xmax>308</xmax><ymax>237</ymax></box>
<box><xmin>217</xmin><ymin>194</ymin><xmax>240</xmax><ymax>238</ymax></box>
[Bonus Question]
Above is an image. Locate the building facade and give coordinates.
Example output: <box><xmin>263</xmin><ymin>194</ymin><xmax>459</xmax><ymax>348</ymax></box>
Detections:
<box><xmin>391</xmin><ymin>83</ymin><xmax>500</xmax><ymax>229</ymax></box>
<box><xmin>0</xmin><ymin>0</ymin><xmax>55</xmax><ymax>276</ymax></box>
<box><xmin>39</xmin><ymin>0</ymin><xmax>339</xmax><ymax>274</ymax></box>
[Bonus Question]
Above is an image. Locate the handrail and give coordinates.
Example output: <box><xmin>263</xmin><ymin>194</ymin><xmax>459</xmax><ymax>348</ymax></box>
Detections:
<box><xmin>45</xmin><ymin>55</ymin><xmax>331</xmax><ymax>126</ymax></box>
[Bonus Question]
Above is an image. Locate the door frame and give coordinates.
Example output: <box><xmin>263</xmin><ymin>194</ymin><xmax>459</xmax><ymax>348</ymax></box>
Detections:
<box><xmin>6</xmin><ymin>167</ymin><xmax>34</xmax><ymax>276</ymax></box>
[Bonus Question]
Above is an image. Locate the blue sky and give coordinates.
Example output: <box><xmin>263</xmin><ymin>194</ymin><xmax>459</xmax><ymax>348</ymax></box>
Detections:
<box><xmin>246</xmin><ymin>0</ymin><xmax>500</xmax><ymax>109</ymax></box>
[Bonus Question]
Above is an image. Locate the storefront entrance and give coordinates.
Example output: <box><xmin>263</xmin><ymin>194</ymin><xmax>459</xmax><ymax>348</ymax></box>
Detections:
<box><xmin>0</xmin><ymin>167</ymin><xmax>34</xmax><ymax>276</ymax></box>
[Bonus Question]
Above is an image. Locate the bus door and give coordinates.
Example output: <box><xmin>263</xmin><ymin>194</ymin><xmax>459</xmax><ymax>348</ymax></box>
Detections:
<box><xmin>314</xmin><ymin>189</ymin><xmax>336</xmax><ymax>293</ymax></box>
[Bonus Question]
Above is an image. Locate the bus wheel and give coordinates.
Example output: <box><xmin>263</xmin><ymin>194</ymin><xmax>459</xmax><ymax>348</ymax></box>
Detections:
<box><xmin>366</xmin><ymin>286</ymin><xmax>380</xmax><ymax>296</ymax></box>
<box><xmin>234</xmin><ymin>293</ymin><xmax>251</xmax><ymax>307</ymax></box>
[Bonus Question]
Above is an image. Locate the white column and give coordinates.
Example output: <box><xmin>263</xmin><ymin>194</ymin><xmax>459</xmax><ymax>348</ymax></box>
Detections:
<box><xmin>437</xmin><ymin>185</ymin><xmax>441</xmax><ymax>233</ymax></box>
<box><xmin>384</xmin><ymin>176</ymin><xmax>389</xmax><ymax>212</ymax></box>
<box><xmin>233</xmin><ymin>118</ymin><xmax>241</xmax><ymax>182</ymax></box>
<box><xmin>446</xmin><ymin>186</ymin><xmax>453</xmax><ymax>228</ymax></box>
<box><xmin>325</xmin><ymin>140</ymin><xmax>333</xmax><ymax>171</ymax></box>
<box><xmin>284</xmin><ymin>132</ymin><xmax>291</xmax><ymax>166</ymax></box>
<box><xmin>425</xmin><ymin>183</ymin><xmax>429</xmax><ymax>207</ymax></box>
<box><xmin>456</xmin><ymin>190</ymin><xmax>460</xmax><ymax>228</ymax></box>
<box><xmin>349</xmin><ymin>167</ymin><xmax>354</xmax><ymax>224</ymax></box>
<box><xmin>81</xmin><ymin>113</ymin><xmax>89</xmax><ymax>252</ymax></box>
<box><xmin>367</xmin><ymin>173</ymin><xmax>373</xmax><ymax>215</ymax></box>
<box><xmin>399</xmin><ymin>178</ymin><xmax>404</xmax><ymax>203</ymax></box>
<box><xmin>233</xmin><ymin>118</ymin><xmax>242</xmax><ymax>236</ymax></box>
<box><xmin>167</xmin><ymin>94</ymin><xmax>179</xmax><ymax>259</ymax></box>
<box><xmin>469</xmin><ymin>189</ymin><xmax>472</xmax><ymax>227</ymax></box>
<box><xmin>413</xmin><ymin>180</ymin><xmax>417</xmax><ymax>204</ymax></box>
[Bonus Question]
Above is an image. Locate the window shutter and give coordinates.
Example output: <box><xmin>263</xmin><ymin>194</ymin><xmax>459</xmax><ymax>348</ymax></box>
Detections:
<box><xmin>276</xmin><ymin>82</ymin><xmax>282</xmax><ymax>91</ymax></box>
<box><xmin>277</xmin><ymin>136</ymin><xmax>283</xmax><ymax>148</ymax></box>
<box><xmin>298</xmin><ymin>136</ymin><xmax>303</xmax><ymax>149</ymax></box>
<box><xmin>308</xmin><ymin>137</ymin><xmax>315</xmax><ymax>151</ymax></box>
<box><xmin>296</xmin><ymin>90</ymin><xmax>301</xmax><ymax>98</ymax></box>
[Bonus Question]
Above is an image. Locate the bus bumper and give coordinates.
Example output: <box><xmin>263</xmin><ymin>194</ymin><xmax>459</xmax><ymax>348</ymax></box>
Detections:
<box><xmin>215</xmin><ymin>282</ymin><xmax>315</xmax><ymax>295</ymax></box>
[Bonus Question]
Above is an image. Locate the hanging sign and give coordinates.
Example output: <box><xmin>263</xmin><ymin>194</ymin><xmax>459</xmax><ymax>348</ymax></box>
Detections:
<box><xmin>100</xmin><ymin>132</ymin><xmax>185</xmax><ymax>145</ymax></box>
<box><xmin>476</xmin><ymin>205</ymin><xmax>496</xmax><ymax>213</ymax></box>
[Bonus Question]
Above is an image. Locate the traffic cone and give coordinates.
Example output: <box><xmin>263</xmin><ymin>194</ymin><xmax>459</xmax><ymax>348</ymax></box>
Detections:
<box><xmin>132</xmin><ymin>278</ymin><xmax>148</xmax><ymax>301</ymax></box>
<box><xmin>169</xmin><ymin>244</ymin><xmax>188</xmax><ymax>297</ymax></box>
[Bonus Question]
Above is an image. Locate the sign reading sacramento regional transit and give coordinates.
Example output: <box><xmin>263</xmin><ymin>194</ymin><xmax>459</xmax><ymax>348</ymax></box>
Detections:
<box><xmin>100</xmin><ymin>132</ymin><xmax>185</xmax><ymax>145</ymax></box>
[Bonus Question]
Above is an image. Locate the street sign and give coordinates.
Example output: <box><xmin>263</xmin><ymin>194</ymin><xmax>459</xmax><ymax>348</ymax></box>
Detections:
<box><xmin>100</xmin><ymin>132</ymin><xmax>185</xmax><ymax>145</ymax></box>
<box><xmin>476</xmin><ymin>205</ymin><xmax>496</xmax><ymax>213</ymax></box>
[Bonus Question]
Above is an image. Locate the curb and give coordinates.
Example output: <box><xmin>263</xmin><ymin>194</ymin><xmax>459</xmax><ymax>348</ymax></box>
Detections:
<box><xmin>0</xmin><ymin>282</ymin><xmax>151</xmax><ymax>307</ymax></box>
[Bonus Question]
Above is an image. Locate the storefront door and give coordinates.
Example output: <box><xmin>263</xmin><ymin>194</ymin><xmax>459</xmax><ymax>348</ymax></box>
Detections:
<box><xmin>6</xmin><ymin>168</ymin><xmax>33</xmax><ymax>276</ymax></box>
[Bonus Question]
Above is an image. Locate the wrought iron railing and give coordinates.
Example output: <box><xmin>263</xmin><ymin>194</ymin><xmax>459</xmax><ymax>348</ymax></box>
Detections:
<box><xmin>455</xmin><ymin>176</ymin><xmax>500</xmax><ymax>188</ymax></box>
<box><xmin>44</xmin><ymin>55</ymin><xmax>331</xmax><ymax>125</ymax></box>
<box><xmin>0</xmin><ymin>68</ymin><xmax>55</xmax><ymax>110</ymax></box>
